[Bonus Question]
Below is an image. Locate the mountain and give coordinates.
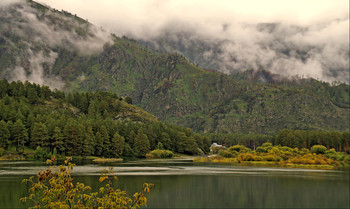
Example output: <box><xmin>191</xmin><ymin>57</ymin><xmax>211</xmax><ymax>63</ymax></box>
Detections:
<box><xmin>0</xmin><ymin>79</ymin><xmax>210</xmax><ymax>156</ymax></box>
<box><xmin>137</xmin><ymin>22</ymin><xmax>350</xmax><ymax>84</ymax></box>
<box><xmin>0</xmin><ymin>0</ymin><xmax>349</xmax><ymax>134</ymax></box>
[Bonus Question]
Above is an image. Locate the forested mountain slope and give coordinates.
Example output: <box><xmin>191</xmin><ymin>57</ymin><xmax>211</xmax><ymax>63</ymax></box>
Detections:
<box><xmin>0</xmin><ymin>0</ymin><xmax>349</xmax><ymax>134</ymax></box>
<box><xmin>0</xmin><ymin>79</ymin><xmax>210</xmax><ymax>157</ymax></box>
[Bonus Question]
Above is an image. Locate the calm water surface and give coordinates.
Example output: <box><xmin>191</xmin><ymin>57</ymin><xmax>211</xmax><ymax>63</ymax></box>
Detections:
<box><xmin>0</xmin><ymin>159</ymin><xmax>349</xmax><ymax>208</ymax></box>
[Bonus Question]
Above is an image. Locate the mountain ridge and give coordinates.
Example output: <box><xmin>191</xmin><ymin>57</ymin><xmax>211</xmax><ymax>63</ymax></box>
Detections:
<box><xmin>0</xmin><ymin>0</ymin><xmax>349</xmax><ymax>134</ymax></box>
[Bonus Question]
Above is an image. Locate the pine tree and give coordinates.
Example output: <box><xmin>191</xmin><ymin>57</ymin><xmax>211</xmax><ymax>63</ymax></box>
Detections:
<box><xmin>31</xmin><ymin>122</ymin><xmax>49</xmax><ymax>148</ymax></box>
<box><xmin>12</xmin><ymin>119</ymin><xmax>28</xmax><ymax>152</ymax></box>
<box><xmin>175</xmin><ymin>132</ymin><xmax>188</xmax><ymax>153</ymax></box>
<box><xmin>160</xmin><ymin>132</ymin><xmax>172</xmax><ymax>150</ymax></box>
<box><xmin>94</xmin><ymin>132</ymin><xmax>103</xmax><ymax>156</ymax></box>
<box><xmin>128</xmin><ymin>130</ymin><xmax>136</xmax><ymax>147</ymax></box>
<box><xmin>100</xmin><ymin>126</ymin><xmax>110</xmax><ymax>156</ymax></box>
<box><xmin>0</xmin><ymin>120</ymin><xmax>10</xmax><ymax>149</ymax></box>
<box><xmin>202</xmin><ymin>136</ymin><xmax>211</xmax><ymax>154</ymax></box>
<box><xmin>155</xmin><ymin>142</ymin><xmax>164</xmax><ymax>150</ymax></box>
<box><xmin>82</xmin><ymin>126</ymin><xmax>95</xmax><ymax>157</ymax></box>
<box><xmin>185</xmin><ymin>137</ymin><xmax>198</xmax><ymax>155</ymax></box>
<box><xmin>63</xmin><ymin>121</ymin><xmax>84</xmax><ymax>156</ymax></box>
<box><xmin>52</xmin><ymin>127</ymin><xmax>64</xmax><ymax>154</ymax></box>
<box><xmin>110</xmin><ymin>133</ymin><xmax>124</xmax><ymax>157</ymax></box>
<box><xmin>134</xmin><ymin>129</ymin><xmax>150</xmax><ymax>157</ymax></box>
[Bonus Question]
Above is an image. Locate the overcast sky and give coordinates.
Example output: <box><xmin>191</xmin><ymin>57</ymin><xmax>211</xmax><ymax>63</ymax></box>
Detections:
<box><xmin>37</xmin><ymin>0</ymin><xmax>348</xmax><ymax>35</ymax></box>
<box><xmin>35</xmin><ymin>0</ymin><xmax>349</xmax><ymax>83</ymax></box>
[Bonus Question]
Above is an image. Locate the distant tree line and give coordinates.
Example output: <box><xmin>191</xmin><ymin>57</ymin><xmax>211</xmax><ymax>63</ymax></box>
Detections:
<box><xmin>207</xmin><ymin>129</ymin><xmax>350</xmax><ymax>153</ymax></box>
<box><xmin>0</xmin><ymin>79</ymin><xmax>211</xmax><ymax>157</ymax></box>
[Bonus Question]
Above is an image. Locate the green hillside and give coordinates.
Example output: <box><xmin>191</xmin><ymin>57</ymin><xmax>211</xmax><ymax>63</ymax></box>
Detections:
<box><xmin>0</xmin><ymin>0</ymin><xmax>349</xmax><ymax>135</ymax></box>
<box><xmin>0</xmin><ymin>79</ymin><xmax>210</xmax><ymax>158</ymax></box>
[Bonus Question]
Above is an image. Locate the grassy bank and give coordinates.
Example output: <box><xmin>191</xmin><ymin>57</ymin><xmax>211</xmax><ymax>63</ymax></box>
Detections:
<box><xmin>193</xmin><ymin>156</ymin><xmax>338</xmax><ymax>170</ymax></box>
<box><xmin>194</xmin><ymin>143</ymin><xmax>350</xmax><ymax>170</ymax></box>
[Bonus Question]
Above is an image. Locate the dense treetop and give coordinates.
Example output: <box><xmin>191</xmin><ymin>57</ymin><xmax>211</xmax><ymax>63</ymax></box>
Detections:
<box><xmin>0</xmin><ymin>79</ymin><xmax>210</xmax><ymax>157</ymax></box>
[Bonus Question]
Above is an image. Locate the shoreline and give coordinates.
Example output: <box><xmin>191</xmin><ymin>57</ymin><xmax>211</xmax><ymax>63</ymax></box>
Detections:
<box><xmin>193</xmin><ymin>156</ymin><xmax>350</xmax><ymax>170</ymax></box>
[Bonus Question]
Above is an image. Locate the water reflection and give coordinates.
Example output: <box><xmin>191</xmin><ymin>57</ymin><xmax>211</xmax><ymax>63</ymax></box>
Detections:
<box><xmin>0</xmin><ymin>159</ymin><xmax>349</xmax><ymax>208</ymax></box>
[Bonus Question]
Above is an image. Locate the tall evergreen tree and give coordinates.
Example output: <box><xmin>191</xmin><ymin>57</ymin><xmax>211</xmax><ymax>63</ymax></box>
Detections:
<box><xmin>12</xmin><ymin>119</ymin><xmax>28</xmax><ymax>152</ymax></box>
<box><xmin>110</xmin><ymin>133</ymin><xmax>124</xmax><ymax>157</ymax></box>
<box><xmin>31</xmin><ymin>122</ymin><xmax>49</xmax><ymax>148</ymax></box>
<box><xmin>63</xmin><ymin>121</ymin><xmax>84</xmax><ymax>156</ymax></box>
<box><xmin>51</xmin><ymin>127</ymin><xmax>64</xmax><ymax>154</ymax></box>
<box><xmin>0</xmin><ymin>120</ymin><xmax>10</xmax><ymax>149</ymax></box>
<box><xmin>100</xmin><ymin>125</ymin><xmax>110</xmax><ymax>156</ymax></box>
<box><xmin>134</xmin><ymin>129</ymin><xmax>150</xmax><ymax>157</ymax></box>
<box><xmin>94</xmin><ymin>132</ymin><xmax>103</xmax><ymax>156</ymax></box>
<box><xmin>82</xmin><ymin>126</ymin><xmax>95</xmax><ymax>157</ymax></box>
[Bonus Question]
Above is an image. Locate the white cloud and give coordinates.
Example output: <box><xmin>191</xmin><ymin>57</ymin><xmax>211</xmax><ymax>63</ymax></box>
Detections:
<box><xmin>31</xmin><ymin>0</ymin><xmax>350</xmax><ymax>83</ymax></box>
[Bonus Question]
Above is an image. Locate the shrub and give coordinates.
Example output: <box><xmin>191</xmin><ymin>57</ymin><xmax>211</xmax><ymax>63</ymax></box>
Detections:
<box><xmin>34</xmin><ymin>146</ymin><xmax>51</xmax><ymax>159</ymax></box>
<box><xmin>0</xmin><ymin>148</ymin><xmax>4</xmax><ymax>156</ymax></box>
<box><xmin>261</xmin><ymin>142</ymin><xmax>273</xmax><ymax>148</ymax></box>
<box><xmin>300</xmin><ymin>148</ymin><xmax>310</xmax><ymax>155</ymax></box>
<box><xmin>146</xmin><ymin>149</ymin><xmax>173</xmax><ymax>159</ymax></box>
<box><xmin>289</xmin><ymin>157</ymin><xmax>314</xmax><ymax>165</ymax></box>
<box><xmin>275</xmin><ymin>156</ymin><xmax>282</xmax><ymax>162</ymax></box>
<box><xmin>228</xmin><ymin>145</ymin><xmax>250</xmax><ymax>153</ymax></box>
<box><xmin>254</xmin><ymin>156</ymin><xmax>263</xmax><ymax>161</ymax></box>
<box><xmin>310</xmin><ymin>145</ymin><xmax>327</xmax><ymax>154</ymax></box>
<box><xmin>238</xmin><ymin>153</ymin><xmax>255</xmax><ymax>161</ymax></box>
<box><xmin>268</xmin><ymin>147</ymin><xmax>281</xmax><ymax>155</ymax></box>
<box><xmin>256</xmin><ymin>147</ymin><xmax>267</xmax><ymax>153</ymax></box>
<box><xmin>21</xmin><ymin>157</ymin><xmax>153</xmax><ymax>208</ymax></box>
<box><xmin>344</xmin><ymin>155</ymin><xmax>350</xmax><ymax>163</ymax></box>
<box><xmin>325</xmin><ymin>148</ymin><xmax>337</xmax><ymax>155</ymax></box>
<box><xmin>218</xmin><ymin>150</ymin><xmax>234</xmax><ymax>158</ymax></box>
<box><xmin>263</xmin><ymin>155</ymin><xmax>276</xmax><ymax>161</ymax></box>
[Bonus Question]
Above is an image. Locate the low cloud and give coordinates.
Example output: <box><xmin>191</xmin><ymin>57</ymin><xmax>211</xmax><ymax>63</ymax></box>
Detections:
<box><xmin>9</xmin><ymin>50</ymin><xmax>64</xmax><ymax>90</ymax></box>
<box><xmin>0</xmin><ymin>1</ymin><xmax>112</xmax><ymax>89</ymax></box>
<box><xmin>9</xmin><ymin>2</ymin><xmax>112</xmax><ymax>55</ymax></box>
<box><xmin>37</xmin><ymin>0</ymin><xmax>349</xmax><ymax>83</ymax></box>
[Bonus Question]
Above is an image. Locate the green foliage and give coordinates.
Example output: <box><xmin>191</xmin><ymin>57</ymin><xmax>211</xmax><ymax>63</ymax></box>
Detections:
<box><xmin>155</xmin><ymin>142</ymin><xmax>164</xmax><ymax>150</ymax></box>
<box><xmin>134</xmin><ymin>129</ymin><xmax>150</xmax><ymax>157</ymax></box>
<box><xmin>111</xmin><ymin>133</ymin><xmax>125</xmax><ymax>157</ymax></box>
<box><xmin>207</xmin><ymin>129</ymin><xmax>350</xmax><ymax>154</ymax></box>
<box><xmin>146</xmin><ymin>149</ymin><xmax>173</xmax><ymax>159</ymax></box>
<box><xmin>256</xmin><ymin>147</ymin><xmax>267</xmax><ymax>153</ymax></box>
<box><xmin>124</xmin><ymin>96</ymin><xmax>133</xmax><ymax>104</ymax></box>
<box><xmin>198</xmin><ymin>143</ymin><xmax>349</xmax><ymax>169</ymax></box>
<box><xmin>1</xmin><ymin>0</ymin><xmax>349</xmax><ymax>136</ymax></box>
<box><xmin>34</xmin><ymin>146</ymin><xmax>50</xmax><ymax>159</ymax></box>
<box><xmin>0</xmin><ymin>148</ymin><xmax>4</xmax><ymax>156</ymax></box>
<box><xmin>261</xmin><ymin>142</ymin><xmax>273</xmax><ymax>148</ymax></box>
<box><xmin>31</xmin><ymin>122</ymin><xmax>48</xmax><ymax>148</ymax></box>
<box><xmin>0</xmin><ymin>120</ymin><xmax>10</xmax><ymax>149</ymax></box>
<box><xmin>20</xmin><ymin>157</ymin><xmax>154</xmax><ymax>208</ymax></box>
<box><xmin>12</xmin><ymin>119</ymin><xmax>28</xmax><ymax>152</ymax></box>
<box><xmin>310</xmin><ymin>145</ymin><xmax>327</xmax><ymax>154</ymax></box>
<box><xmin>218</xmin><ymin>150</ymin><xmax>235</xmax><ymax>158</ymax></box>
<box><xmin>228</xmin><ymin>145</ymin><xmax>250</xmax><ymax>153</ymax></box>
<box><xmin>0</xmin><ymin>79</ymin><xmax>207</xmax><ymax>159</ymax></box>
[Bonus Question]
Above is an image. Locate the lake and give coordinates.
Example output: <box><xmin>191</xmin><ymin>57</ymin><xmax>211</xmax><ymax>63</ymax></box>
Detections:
<box><xmin>0</xmin><ymin>158</ymin><xmax>349</xmax><ymax>208</ymax></box>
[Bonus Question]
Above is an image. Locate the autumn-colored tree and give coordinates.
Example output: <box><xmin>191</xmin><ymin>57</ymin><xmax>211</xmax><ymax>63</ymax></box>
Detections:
<box><xmin>21</xmin><ymin>157</ymin><xmax>153</xmax><ymax>208</ymax></box>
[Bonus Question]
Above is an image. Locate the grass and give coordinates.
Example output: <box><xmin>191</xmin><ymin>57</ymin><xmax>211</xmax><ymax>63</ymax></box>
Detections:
<box><xmin>193</xmin><ymin>156</ymin><xmax>338</xmax><ymax>170</ymax></box>
<box><xmin>92</xmin><ymin>158</ymin><xmax>123</xmax><ymax>163</ymax></box>
<box><xmin>0</xmin><ymin>146</ymin><xmax>36</xmax><ymax>161</ymax></box>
